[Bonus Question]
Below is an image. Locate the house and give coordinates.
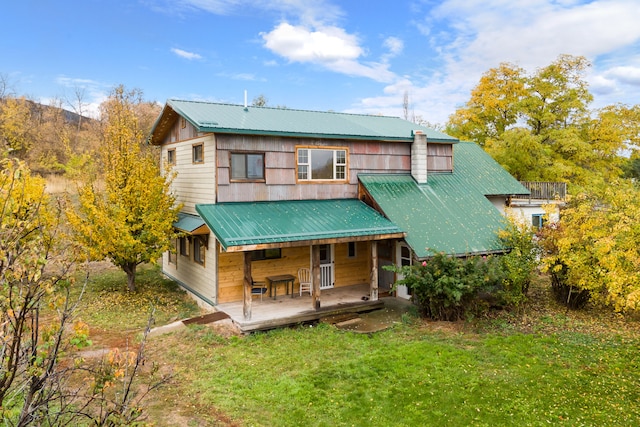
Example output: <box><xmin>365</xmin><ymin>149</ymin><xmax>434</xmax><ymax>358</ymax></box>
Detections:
<box><xmin>148</xmin><ymin>100</ymin><xmax>529</xmax><ymax>330</ymax></box>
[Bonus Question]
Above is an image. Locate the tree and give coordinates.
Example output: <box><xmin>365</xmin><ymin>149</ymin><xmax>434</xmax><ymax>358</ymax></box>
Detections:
<box><xmin>539</xmin><ymin>183</ymin><xmax>640</xmax><ymax>312</ymax></box>
<box><xmin>68</xmin><ymin>86</ymin><xmax>180</xmax><ymax>291</ymax></box>
<box><xmin>446</xmin><ymin>55</ymin><xmax>629</xmax><ymax>191</ymax></box>
<box><xmin>0</xmin><ymin>157</ymin><xmax>85</xmax><ymax>425</ymax></box>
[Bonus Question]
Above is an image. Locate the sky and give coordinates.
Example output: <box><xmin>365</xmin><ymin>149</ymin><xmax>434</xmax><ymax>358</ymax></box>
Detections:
<box><xmin>2</xmin><ymin>0</ymin><xmax>640</xmax><ymax>125</ymax></box>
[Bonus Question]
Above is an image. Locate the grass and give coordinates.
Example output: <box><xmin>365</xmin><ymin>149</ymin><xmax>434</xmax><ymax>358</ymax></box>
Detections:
<box><xmin>75</xmin><ymin>262</ymin><xmax>200</xmax><ymax>347</ymax></box>
<box><xmin>77</xmin><ymin>265</ymin><xmax>640</xmax><ymax>426</ymax></box>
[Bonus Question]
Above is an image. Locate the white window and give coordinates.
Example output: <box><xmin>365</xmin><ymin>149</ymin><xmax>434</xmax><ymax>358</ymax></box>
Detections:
<box><xmin>297</xmin><ymin>148</ymin><xmax>347</xmax><ymax>181</ymax></box>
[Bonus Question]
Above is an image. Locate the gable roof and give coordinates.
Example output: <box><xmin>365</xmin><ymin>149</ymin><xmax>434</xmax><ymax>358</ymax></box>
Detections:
<box><xmin>195</xmin><ymin>199</ymin><xmax>405</xmax><ymax>252</ymax></box>
<box><xmin>359</xmin><ymin>142</ymin><xmax>530</xmax><ymax>258</ymax></box>
<box><xmin>149</xmin><ymin>99</ymin><xmax>457</xmax><ymax>145</ymax></box>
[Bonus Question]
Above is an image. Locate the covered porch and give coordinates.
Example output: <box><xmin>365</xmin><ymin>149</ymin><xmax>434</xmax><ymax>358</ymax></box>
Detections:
<box><xmin>196</xmin><ymin>199</ymin><xmax>405</xmax><ymax>323</ymax></box>
<box><xmin>216</xmin><ymin>283</ymin><xmax>384</xmax><ymax>332</ymax></box>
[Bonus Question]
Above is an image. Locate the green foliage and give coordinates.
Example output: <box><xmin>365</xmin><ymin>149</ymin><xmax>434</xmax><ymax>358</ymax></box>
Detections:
<box><xmin>67</xmin><ymin>86</ymin><xmax>181</xmax><ymax>291</ymax></box>
<box><xmin>384</xmin><ymin>220</ymin><xmax>539</xmax><ymax>320</ymax></box>
<box><xmin>497</xmin><ymin>215</ymin><xmax>540</xmax><ymax>303</ymax></box>
<box><xmin>386</xmin><ymin>253</ymin><xmax>506</xmax><ymax>320</ymax></box>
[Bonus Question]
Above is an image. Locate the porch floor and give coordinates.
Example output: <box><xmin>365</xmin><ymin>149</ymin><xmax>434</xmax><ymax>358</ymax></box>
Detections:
<box><xmin>215</xmin><ymin>284</ymin><xmax>384</xmax><ymax>333</ymax></box>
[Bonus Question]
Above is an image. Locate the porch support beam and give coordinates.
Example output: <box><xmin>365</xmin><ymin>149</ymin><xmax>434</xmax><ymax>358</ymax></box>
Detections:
<box><xmin>243</xmin><ymin>252</ymin><xmax>252</xmax><ymax>320</ymax></box>
<box><xmin>370</xmin><ymin>241</ymin><xmax>379</xmax><ymax>301</ymax></box>
<box><xmin>311</xmin><ymin>245</ymin><xmax>321</xmax><ymax>310</ymax></box>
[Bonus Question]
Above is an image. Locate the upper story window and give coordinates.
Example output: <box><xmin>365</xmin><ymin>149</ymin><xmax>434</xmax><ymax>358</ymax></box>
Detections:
<box><xmin>192</xmin><ymin>143</ymin><xmax>204</xmax><ymax>164</ymax></box>
<box><xmin>427</xmin><ymin>143</ymin><xmax>453</xmax><ymax>172</ymax></box>
<box><xmin>297</xmin><ymin>147</ymin><xmax>347</xmax><ymax>181</ymax></box>
<box><xmin>167</xmin><ymin>148</ymin><xmax>176</xmax><ymax>165</ymax></box>
<box><xmin>231</xmin><ymin>152</ymin><xmax>265</xmax><ymax>181</ymax></box>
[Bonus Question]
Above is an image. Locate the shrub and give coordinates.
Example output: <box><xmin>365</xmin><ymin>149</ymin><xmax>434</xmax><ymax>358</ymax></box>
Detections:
<box><xmin>386</xmin><ymin>252</ymin><xmax>508</xmax><ymax>321</ymax></box>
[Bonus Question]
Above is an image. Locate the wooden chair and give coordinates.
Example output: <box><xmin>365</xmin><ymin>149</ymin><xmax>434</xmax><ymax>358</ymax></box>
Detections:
<box><xmin>298</xmin><ymin>268</ymin><xmax>312</xmax><ymax>296</ymax></box>
<box><xmin>251</xmin><ymin>279</ymin><xmax>268</xmax><ymax>301</ymax></box>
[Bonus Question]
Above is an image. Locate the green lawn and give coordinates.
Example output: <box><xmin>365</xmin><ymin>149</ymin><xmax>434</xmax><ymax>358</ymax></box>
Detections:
<box><xmin>156</xmin><ymin>322</ymin><xmax>639</xmax><ymax>426</ymax></box>
<box><xmin>79</xmin><ymin>265</ymin><xmax>640</xmax><ymax>426</ymax></box>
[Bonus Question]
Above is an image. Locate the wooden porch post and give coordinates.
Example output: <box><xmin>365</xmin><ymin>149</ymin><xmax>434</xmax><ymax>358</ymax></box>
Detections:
<box><xmin>311</xmin><ymin>245</ymin><xmax>321</xmax><ymax>310</ymax></box>
<box><xmin>243</xmin><ymin>252</ymin><xmax>252</xmax><ymax>320</ymax></box>
<box><xmin>370</xmin><ymin>241</ymin><xmax>379</xmax><ymax>301</ymax></box>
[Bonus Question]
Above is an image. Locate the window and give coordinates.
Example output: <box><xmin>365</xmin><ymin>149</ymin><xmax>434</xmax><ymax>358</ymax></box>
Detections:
<box><xmin>297</xmin><ymin>147</ymin><xmax>347</xmax><ymax>181</ymax></box>
<box><xmin>532</xmin><ymin>214</ymin><xmax>545</xmax><ymax>229</ymax></box>
<box><xmin>167</xmin><ymin>148</ymin><xmax>176</xmax><ymax>165</ymax></box>
<box><xmin>168</xmin><ymin>239</ymin><xmax>177</xmax><ymax>265</ymax></box>
<box><xmin>231</xmin><ymin>152</ymin><xmax>265</xmax><ymax>181</ymax></box>
<box><xmin>181</xmin><ymin>117</ymin><xmax>186</xmax><ymax>129</ymax></box>
<box><xmin>427</xmin><ymin>143</ymin><xmax>453</xmax><ymax>172</ymax></box>
<box><xmin>347</xmin><ymin>242</ymin><xmax>357</xmax><ymax>258</ymax></box>
<box><xmin>193</xmin><ymin>237</ymin><xmax>206</xmax><ymax>265</ymax></box>
<box><xmin>251</xmin><ymin>248</ymin><xmax>281</xmax><ymax>261</ymax></box>
<box><xmin>179</xmin><ymin>236</ymin><xmax>190</xmax><ymax>257</ymax></box>
<box><xmin>192</xmin><ymin>143</ymin><xmax>204</xmax><ymax>163</ymax></box>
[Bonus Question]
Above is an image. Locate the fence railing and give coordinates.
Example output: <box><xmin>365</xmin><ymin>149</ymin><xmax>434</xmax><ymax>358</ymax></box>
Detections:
<box><xmin>514</xmin><ymin>181</ymin><xmax>567</xmax><ymax>202</ymax></box>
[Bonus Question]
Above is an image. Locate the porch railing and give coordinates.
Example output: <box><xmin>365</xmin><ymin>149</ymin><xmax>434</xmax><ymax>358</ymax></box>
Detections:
<box><xmin>514</xmin><ymin>181</ymin><xmax>567</xmax><ymax>203</ymax></box>
<box><xmin>320</xmin><ymin>264</ymin><xmax>332</xmax><ymax>289</ymax></box>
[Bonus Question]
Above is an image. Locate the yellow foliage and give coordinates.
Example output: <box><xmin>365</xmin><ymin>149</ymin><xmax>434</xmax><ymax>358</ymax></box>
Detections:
<box><xmin>67</xmin><ymin>86</ymin><xmax>181</xmax><ymax>291</ymax></box>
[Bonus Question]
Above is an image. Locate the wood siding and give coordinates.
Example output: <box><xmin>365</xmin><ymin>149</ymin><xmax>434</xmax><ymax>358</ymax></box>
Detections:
<box><xmin>162</xmin><ymin>133</ymin><xmax>216</xmax><ymax>213</ymax></box>
<box><xmin>162</xmin><ymin>237</ymin><xmax>217</xmax><ymax>306</ymax></box>
<box><xmin>216</xmin><ymin>134</ymin><xmax>410</xmax><ymax>202</ymax></box>
<box><xmin>217</xmin><ymin>242</ymin><xmax>372</xmax><ymax>303</ymax></box>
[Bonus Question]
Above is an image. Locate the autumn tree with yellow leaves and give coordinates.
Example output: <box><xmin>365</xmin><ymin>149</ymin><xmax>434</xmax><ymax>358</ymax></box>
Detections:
<box><xmin>68</xmin><ymin>86</ymin><xmax>180</xmax><ymax>292</ymax></box>
<box><xmin>447</xmin><ymin>55</ymin><xmax>640</xmax><ymax>313</ymax></box>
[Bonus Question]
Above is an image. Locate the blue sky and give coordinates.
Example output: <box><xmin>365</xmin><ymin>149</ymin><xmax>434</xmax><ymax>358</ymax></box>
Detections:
<box><xmin>3</xmin><ymin>0</ymin><xmax>640</xmax><ymax>124</ymax></box>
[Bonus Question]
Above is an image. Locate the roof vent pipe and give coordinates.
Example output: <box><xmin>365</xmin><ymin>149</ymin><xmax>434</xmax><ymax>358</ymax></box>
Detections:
<box><xmin>244</xmin><ymin>90</ymin><xmax>249</xmax><ymax>111</ymax></box>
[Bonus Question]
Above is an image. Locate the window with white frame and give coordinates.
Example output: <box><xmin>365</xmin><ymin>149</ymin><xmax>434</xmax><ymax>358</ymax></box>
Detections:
<box><xmin>297</xmin><ymin>147</ymin><xmax>347</xmax><ymax>181</ymax></box>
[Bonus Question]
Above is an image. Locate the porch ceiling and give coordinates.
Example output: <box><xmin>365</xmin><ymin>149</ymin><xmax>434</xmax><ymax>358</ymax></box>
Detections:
<box><xmin>196</xmin><ymin>199</ymin><xmax>405</xmax><ymax>252</ymax></box>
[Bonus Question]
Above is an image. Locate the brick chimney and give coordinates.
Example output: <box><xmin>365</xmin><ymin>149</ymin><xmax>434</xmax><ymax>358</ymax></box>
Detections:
<box><xmin>411</xmin><ymin>130</ymin><xmax>428</xmax><ymax>184</ymax></box>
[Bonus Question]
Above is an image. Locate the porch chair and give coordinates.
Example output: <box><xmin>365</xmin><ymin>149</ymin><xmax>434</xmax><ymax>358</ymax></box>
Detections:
<box><xmin>251</xmin><ymin>279</ymin><xmax>269</xmax><ymax>301</ymax></box>
<box><xmin>298</xmin><ymin>268</ymin><xmax>312</xmax><ymax>296</ymax></box>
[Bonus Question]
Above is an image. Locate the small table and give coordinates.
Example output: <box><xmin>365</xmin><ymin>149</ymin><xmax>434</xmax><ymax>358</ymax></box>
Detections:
<box><xmin>267</xmin><ymin>274</ymin><xmax>296</xmax><ymax>299</ymax></box>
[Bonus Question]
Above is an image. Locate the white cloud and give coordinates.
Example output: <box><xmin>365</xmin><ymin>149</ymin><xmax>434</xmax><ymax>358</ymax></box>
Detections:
<box><xmin>261</xmin><ymin>22</ymin><xmax>396</xmax><ymax>83</ymax></box>
<box><xmin>603</xmin><ymin>66</ymin><xmax>640</xmax><ymax>86</ymax></box>
<box><xmin>382</xmin><ymin>36</ymin><xmax>403</xmax><ymax>62</ymax></box>
<box><xmin>262</xmin><ymin>23</ymin><xmax>362</xmax><ymax>63</ymax></box>
<box><xmin>354</xmin><ymin>0</ymin><xmax>640</xmax><ymax>124</ymax></box>
<box><xmin>171</xmin><ymin>48</ymin><xmax>203</xmax><ymax>60</ymax></box>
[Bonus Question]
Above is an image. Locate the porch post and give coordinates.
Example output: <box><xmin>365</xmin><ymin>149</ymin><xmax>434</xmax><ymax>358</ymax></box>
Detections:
<box><xmin>311</xmin><ymin>245</ymin><xmax>321</xmax><ymax>310</ymax></box>
<box><xmin>370</xmin><ymin>241</ymin><xmax>379</xmax><ymax>301</ymax></box>
<box><xmin>243</xmin><ymin>252</ymin><xmax>252</xmax><ymax>320</ymax></box>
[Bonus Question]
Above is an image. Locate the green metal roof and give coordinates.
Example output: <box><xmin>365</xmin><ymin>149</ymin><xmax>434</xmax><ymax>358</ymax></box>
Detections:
<box><xmin>195</xmin><ymin>199</ymin><xmax>405</xmax><ymax>251</ymax></box>
<box><xmin>173</xmin><ymin>213</ymin><xmax>209</xmax><ymax>234</ymax></box>
<box><xmin>150</xmin><ymin>99</ymin><xmax>457</xmax><ymax>144</ymax></box>
<box><xmin>359</xmin><ymin>142</ymin><xmax>529</xmax><ymax>258</ymax></box>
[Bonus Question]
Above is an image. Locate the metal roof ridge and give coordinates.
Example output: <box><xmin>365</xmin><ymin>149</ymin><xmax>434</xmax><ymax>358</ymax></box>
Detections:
<box><xmin>168</xmin><ymin>98</ymin><xmax>406</xmax><ymax>120</ymax></box>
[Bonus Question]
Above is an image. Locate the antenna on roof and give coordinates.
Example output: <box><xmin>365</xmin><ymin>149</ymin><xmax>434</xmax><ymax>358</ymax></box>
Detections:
<box><xmin>244</xmin><ymin>90</ymin><xmax>248</xmax><ymax>110</ymax></box>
